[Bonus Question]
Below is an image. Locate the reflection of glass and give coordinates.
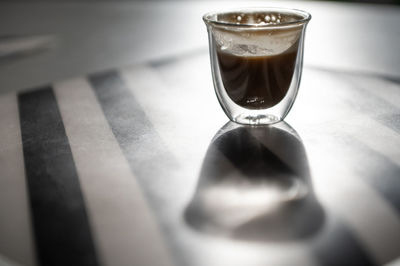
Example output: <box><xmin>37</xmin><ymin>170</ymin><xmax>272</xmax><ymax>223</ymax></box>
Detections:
<box><xmin>185</xmin><ymin>122</ymin><xmax>324</xmax><ymax>241</ymax></box>
<box><xmin>203</xmin><ymin>8</ymin><xmax>311</xmax><ymax>125</ymax></box>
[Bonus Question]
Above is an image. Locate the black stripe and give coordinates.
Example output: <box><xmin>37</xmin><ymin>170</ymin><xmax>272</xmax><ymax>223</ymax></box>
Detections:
<box><xmin>342</xmin><ymin>135</ymin><xmax>400</xmax><ymax>213</ymax></box>
<box><xmin>88</xmin><ymin>71</ymin><xmax>177</xmax><ymax>182</ymax></box>
<box><xmin>378</xmin><ymin>113</ymin><xmax>400</xmax><ymax>134</ymax></box>
<box><xmin>88</xmin><ymin>70</ymin><xmax>181</xmax><ymax>265</ymax></box>
<box><xmin>18</xmin><ymin>87</ymin><xmax>99</xmax><ymax>266</ymax></box>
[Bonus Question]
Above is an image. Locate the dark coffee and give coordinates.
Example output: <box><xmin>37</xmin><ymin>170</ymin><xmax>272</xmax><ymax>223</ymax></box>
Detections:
<box><xmin>217</xmin><ymin>45</ymin><xmax>298</xmax><ymax>109</ymax></box>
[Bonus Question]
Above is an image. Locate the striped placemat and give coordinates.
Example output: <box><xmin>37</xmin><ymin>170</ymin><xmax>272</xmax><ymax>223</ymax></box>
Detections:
<box><xmin>0</xmin><ymin>52</ymin><xmax>399</xmax><ymax>266</ymax></box>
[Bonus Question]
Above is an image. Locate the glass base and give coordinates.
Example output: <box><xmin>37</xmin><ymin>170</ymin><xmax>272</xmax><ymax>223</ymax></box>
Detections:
<box><xmin>232</xmin><ymin>114</ymin><xmax>281</xmax><ymax>125</ymax></box>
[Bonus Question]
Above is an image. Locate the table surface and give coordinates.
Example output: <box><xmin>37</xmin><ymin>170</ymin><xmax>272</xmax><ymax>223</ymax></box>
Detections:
<box><xmin>0</xmin><ymin>1</ymin><xmax>400</xmax><ymax>266</ymax></box>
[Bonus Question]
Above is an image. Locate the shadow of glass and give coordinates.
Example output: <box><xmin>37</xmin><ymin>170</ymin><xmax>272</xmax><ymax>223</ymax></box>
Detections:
<box><xmin>184</xmin><ymin>121</ymin><xmax>325</xmax><ymax>242</ymax></box>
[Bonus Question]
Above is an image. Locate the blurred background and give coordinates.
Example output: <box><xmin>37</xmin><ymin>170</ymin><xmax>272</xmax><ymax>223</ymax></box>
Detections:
<box><xmin>1</xmin><ymin>0</ymin><xmax>400</xmax><ymax>95</ymax></box>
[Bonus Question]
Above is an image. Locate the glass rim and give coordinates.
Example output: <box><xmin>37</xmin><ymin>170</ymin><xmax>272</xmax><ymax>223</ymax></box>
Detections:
<box><xmin>203</xmin><ymin>7</ymin><xmax>311</xmax><ymax>28</ymax></box>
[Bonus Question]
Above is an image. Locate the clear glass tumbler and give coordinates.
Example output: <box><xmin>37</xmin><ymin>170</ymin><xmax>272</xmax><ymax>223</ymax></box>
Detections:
<box><xmin>203</xmin><ymin>8</ymin><xmax>311</xmax><ymax>125</ymax></box>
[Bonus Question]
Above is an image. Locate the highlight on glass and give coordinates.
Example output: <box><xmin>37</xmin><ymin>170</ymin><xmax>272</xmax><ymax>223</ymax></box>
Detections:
<box><xmin>203</xmin><ymin>8</ymin><xmax>311</xmax><ymax>125</ymax></box>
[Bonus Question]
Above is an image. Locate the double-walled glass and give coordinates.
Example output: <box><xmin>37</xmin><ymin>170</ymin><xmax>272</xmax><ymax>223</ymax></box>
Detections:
<box><xmin>203</xmin><ymin>8</ymin><xmax>311</xmax><ymax>125</ymax></box>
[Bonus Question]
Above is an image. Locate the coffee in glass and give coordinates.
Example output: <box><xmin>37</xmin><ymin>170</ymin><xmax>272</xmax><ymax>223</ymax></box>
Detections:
<box><xmin>204</xmin><ymin>8</ymin><xmax>311</xmax><ymax>125</ymax></box>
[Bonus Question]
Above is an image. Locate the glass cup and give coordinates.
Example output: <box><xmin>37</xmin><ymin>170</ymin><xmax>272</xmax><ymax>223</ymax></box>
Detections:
<box><xmin>203</xmin><ymin>8</ymin><xmax>311</xmax><ymax>125</ymax></box>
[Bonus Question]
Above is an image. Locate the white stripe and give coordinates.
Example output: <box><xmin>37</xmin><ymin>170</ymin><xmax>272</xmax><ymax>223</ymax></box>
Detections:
<box><xmin>0</xmin><ymin>93</ymin><xmax>36</xmax><ymax>266</ymax></box>
<box><xmin>54</xmin><ymin>78</ymin><xmax>173</xmax><ymax>266</ymax></box>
